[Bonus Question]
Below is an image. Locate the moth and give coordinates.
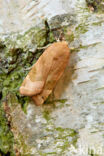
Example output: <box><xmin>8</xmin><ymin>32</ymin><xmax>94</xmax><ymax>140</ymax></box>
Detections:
<box><xmin>19</xmin><ymin>41</ymin><xmax>70</xmax><ymax>105</ymax></box>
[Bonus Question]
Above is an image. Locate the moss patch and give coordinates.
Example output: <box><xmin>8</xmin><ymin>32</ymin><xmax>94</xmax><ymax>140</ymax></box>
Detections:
<box><xmin>0</xmin><ymin>103</ymin><xmax>15</xmax><ymax>155</ymax></box>
<box><xmin>0</xmin><ymin>18</ymin><xmax>76</xmax><ymax>155</ymax></box>
<box><xmin>0</xmin><ymin>21</ymin><xmax>56</xmax><ymax>155</ymax></box>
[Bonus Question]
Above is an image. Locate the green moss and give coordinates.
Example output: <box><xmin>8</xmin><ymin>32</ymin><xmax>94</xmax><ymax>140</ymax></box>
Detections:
<box><xmin>39</xmin><ymin>151</ymin><xmax>57</xmax><ymax>156</ymax></box>
<box><xmin>23</xmin><ymin>27</ymin><xmax>47</xmax><ymax>47</ymax></box>
<box><xmin>54</xmin><ymin>127</ymin><xmax>78</xmax><ymax>154</ymax></box>
<box><xmin>43</xmin><ymin>110</ymin><xmax>51</xmax><ymax>121</ymax></box>
<box><xmin>44</xmin><ymin>97</ymin><xmax>67</xmax><ymax>110</ymax></box>
<box><xmin>15</xmin><ymin>134</ymin><xmax>33</xmax><ymax>155</ymax></box>
<box><xmin>0</xmin><ymin>20</ymin><xmax>76</xmax><ymax>154</ymax></box>
<box><xmin>75</xmin><ymin>23</ymin><xmax>88</xmax><ymax>35</ymax></box>
<box><xmin>57</xmin><ymin>139</ymin><xmax>69</xmax><ymax>152</ymax></box>
<box><xmin>0</xmin><ymin>24</ymin><xmax>51</xmax><ymax>154</ymax></box>
<box><xmin>48</xmin><ymin>31</ymin><xmax>56</xmax><ymax>43</ymax></box>
<box><xmin>45</xmin><ymin>95</ymin><xmax>67</xmax><ymax>105</ymax></box>
<box><xmin>0</xmin><ymin>104</ymin><xmax>15</xmax><ymax>155</ymax></box>
<box><xmin>0</xmin><ymin>32</ymin><xmax>48</xmax><ymax>107</ymax></box>
<box><xmin>77</xmin><ymin>42</ymin><xmax>100</xmax><ymax>51</ymax></box>
<box><xmin>92</xmin><ymin>20</ymin><xmax>104</xmax><ymax>26</ymax></box>
<box><xmin>88</xmin><ymin>148</ymin><xmax>100</xmax><ymax>156</ymax></box>
<box><xmin>56</xmin><ymin>127</ymin><xmax>78</xmax><ymax>138</ymax></box>
<box><xmin>0</xmin><ymin>21</ymin><xmax>58</xmax><ymax>154</ymax></box>
<box><xmin>38</xmin><ymin>126</ymin><xmax>78</xmax><ymax>155</ymax></box>
<box><xmin>56</xmin><ymin>127</ymin><xmax>65</xmax><ymax>132</ymax></box>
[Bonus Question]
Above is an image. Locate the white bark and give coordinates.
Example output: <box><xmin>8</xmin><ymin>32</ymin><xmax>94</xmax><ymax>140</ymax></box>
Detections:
<box><xmin>1</xmin><ymin>0</ymin><xmax>104</xmax><ymax>155</ymax></box>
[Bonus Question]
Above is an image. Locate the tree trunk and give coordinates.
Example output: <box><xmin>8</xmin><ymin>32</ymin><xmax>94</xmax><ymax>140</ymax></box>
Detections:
<box><xmin>0</xmin><ymin>0</ymin><xmax>104</xmax><ymax>155</ymax></box>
